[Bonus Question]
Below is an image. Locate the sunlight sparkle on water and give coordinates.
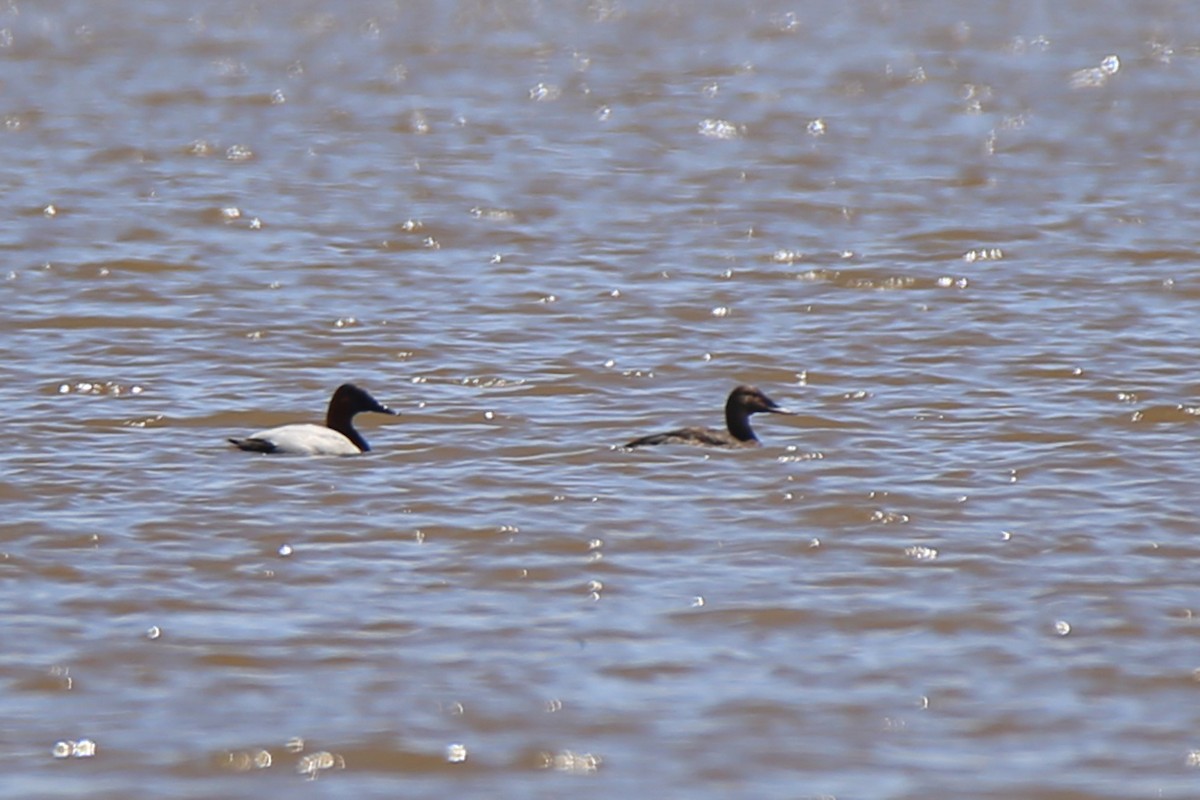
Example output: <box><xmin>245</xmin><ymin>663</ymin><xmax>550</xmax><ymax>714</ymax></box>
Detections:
<box><xmin>529</xmin><ymin>82</ymin><xmax>561</xmax><ymax>102</ymax></box>
<box><xmin>52</xmin><ymin>739</ymin><xmax>96</xmax><ymax>758</ymax></box>
<box><xmin>1070</xmin><ymin>54</ymin><xmax>1120</xmax><ymax>88</ymax></box>
<box><xmin>963</xmin><ymin>248</ymin><xmax>1003</xmax><ymax>263</ymax></box>
<box><xmin>698</xmin><ymin>119</ymin><xmax>741</xmax><ymax>139</ymax></box>
<box><xmin>222</xmin><ymin>749</ymin><xmax>272</xmax><ymax>771</ymax></box>
<box><xmin>540</xmin><ymin>750</ymin><xmax>602</xmax><ymax>774</ymax></box>
<box><xmin>905</xmin><ymin>545</ymin><xmax>939</xmax><ymax>561</ymax></box>
<box><xmin>297</xmin><ymin>750</ymin><xmax>344</xmax><ymax>779</ymax></box>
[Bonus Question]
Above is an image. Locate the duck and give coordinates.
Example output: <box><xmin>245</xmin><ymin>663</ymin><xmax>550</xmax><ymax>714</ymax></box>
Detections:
<box><xmin>624</xmin><ymin>384</ymin><xmax>793</xmax><ymax>448</ymax></box>
<box><xmin>228</xmin><ymin>383</ymin><xmax>396</xmax><ymax>455</ymax></box>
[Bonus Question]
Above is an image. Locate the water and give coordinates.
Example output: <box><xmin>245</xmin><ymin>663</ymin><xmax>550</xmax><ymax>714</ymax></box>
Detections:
<box><xmin>3</xmin><ymin>1</ymin><xmax>1200</xmax><ymax>797</ymax></box>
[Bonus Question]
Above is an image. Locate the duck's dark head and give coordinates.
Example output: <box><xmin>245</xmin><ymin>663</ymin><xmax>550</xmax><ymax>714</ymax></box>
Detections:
<box><xmin>729</xmin><ymin>384</ymin><xmax>792</xmax><ymax>416</ymax></box>
<box><xmin>329</xmin><ymin>383</ymin><xmax>397</xmax><ymax>419</ymax></box>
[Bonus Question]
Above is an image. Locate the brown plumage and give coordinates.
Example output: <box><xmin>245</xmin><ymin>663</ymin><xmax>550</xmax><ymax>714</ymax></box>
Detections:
<box><xmin>624</xmin><ymin>385</ymin><xmax>793</xmax><ymax>448</ymax></box>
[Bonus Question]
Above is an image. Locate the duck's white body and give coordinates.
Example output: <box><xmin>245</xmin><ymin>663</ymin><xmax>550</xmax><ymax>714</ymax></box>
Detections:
<box><xmin>236</xmin><ymin>423</ymin><xmax>364</xmax><ymax>456</ymax></box>
<box><xmin>229</xmin><ymin>383</ymin><xmax>396</xmax><ymax>456</ymax></box>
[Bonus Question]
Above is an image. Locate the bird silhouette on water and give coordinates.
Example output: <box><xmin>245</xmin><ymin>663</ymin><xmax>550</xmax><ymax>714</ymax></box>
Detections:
<box><xmin>228</xmin><ymin>383</ymin><xmax>396</xmax><ymax>456</ymax></box>
<box><xmin>623</xmin><ymin>384</ymin><xmax>793</xmax><ymax>448</ymax></box>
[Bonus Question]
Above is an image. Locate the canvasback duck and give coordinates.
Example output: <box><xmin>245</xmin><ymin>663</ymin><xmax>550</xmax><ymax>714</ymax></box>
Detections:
<box><xmin>228</xmin><ymin>383</ymin><xmax>396</xmax><ymax>455</ymax></box>
<box><xmin>624</xmin><ymin>384</ymin><xmax>793</xmax><ymax>448</ymax></box>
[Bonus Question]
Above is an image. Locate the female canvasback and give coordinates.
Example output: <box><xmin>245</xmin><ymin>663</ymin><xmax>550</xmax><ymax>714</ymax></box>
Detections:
<box><xmin>228</xmin><ymin>383</ymin><xmax>396</xmax><ymax>455</ymax></box>
<box><xmin>624</xmin><ymin>384</ymin><xmax>793</xmax><ymax>448</ymax></box>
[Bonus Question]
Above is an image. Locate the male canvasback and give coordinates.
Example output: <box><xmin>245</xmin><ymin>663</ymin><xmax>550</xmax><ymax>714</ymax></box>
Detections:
<box><xmin>228</xmin><ymin>383</ymin><xmax>396</xmax><ymax>455</ymax></box>
<box><xmin>624</xmin><ymin>384</ymin><xmax>793</xmax><ymax>448</ymax></box>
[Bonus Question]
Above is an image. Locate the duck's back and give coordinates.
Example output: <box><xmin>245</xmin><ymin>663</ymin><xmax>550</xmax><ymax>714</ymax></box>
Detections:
<box><xmin>229</xmin><ymin>423</ymin><xmax>362</xmax><ymax>456</ymax></box>
<box><xmin>625</xmin><ymin>426</ymin><xmax>751</xmax><ymax>449</ymax></box>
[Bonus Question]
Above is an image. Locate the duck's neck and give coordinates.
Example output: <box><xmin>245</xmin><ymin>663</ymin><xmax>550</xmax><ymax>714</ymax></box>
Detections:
<box><xmin>327</xmin><ymin>413</ymin><xmax>370</xmax><ymax>452</ymax></box>
<box><xmin>725</xmin><ymin>404</ymin><xmax>758</xmax><ymax>443</ymax></box>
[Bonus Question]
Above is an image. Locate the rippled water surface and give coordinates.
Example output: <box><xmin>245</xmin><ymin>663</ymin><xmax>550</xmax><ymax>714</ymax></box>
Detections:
<box><xmin>5</xmin><ymin>1</ymin><xmax>1200</xmax><ymax>797</ymax></box>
